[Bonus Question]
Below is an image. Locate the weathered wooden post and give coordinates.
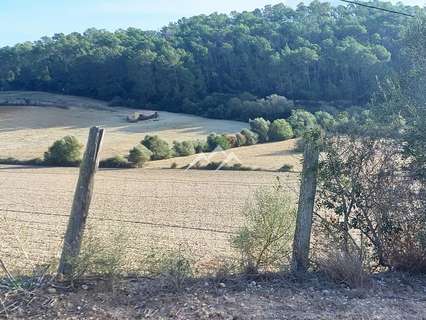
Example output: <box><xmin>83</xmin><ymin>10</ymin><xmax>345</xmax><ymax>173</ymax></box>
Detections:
<box><xmin>291</xmin><ymin>131</ymin><xmax>320</xmax><ymax>273</ymax></box>
<box><xmin>58</xmin><ymin>126</ymin><xmax>105</xmax><ymax>277</ymax></box>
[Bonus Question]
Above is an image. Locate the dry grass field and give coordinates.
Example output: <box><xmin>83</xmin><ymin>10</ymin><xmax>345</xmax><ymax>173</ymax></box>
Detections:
<box><xmin>0</xmin><ymin>165</ymin><xmax>299</xmax><ymax>273</ymax></box>
<box><xmin>0</xmin><ymin>92</ymin><xmax>246</xmax><ymax>160</ymax></box>
<box><xmin>146</xmin><ymin>139</ymin><xmax>302</xmax><ymax>171</ymax></box>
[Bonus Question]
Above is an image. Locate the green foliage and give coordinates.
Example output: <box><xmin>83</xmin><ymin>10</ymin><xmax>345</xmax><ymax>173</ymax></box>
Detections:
<box><xmin>288</xmin><ymin>109</ymin><xmax>318</xmax><ymax>137</ymax></box>
<box><xmin>249</xmin><ymin>117</ymin><xmax>270</xmax><ymax>142</ymax></box>
<box><xmin>44</xmin><ymin>136</ymin><xmax>82</xmax><ymax>166</ymax></box>
<box><xmin>314</xmin><ymin>111</ymin><xmax>336</xmax><ymax>131</ymax></box>
<box><xmin>240</xmin><ymin>129</ymin><xmax>259</xmax><ymax>146</ymax></box>
<box><xmin>172</xmin><ymin>141</ymin><xmax>196</xmax><ymax>157</ymax></box>
<box><xmin>231</xmin><ymin>180</ymin><xmax>296</xmax><ymax>273</ymax></box>
<box><xmin>128</xmin><ymin>145</ymin><xmax>152</xmax><ymax>167</ymax></box>
<box><xmin>206</xmin><ymin>133</ymin><xmax>230</xmax><ymax>151</ymax></box>
<box><xmin>142</xmin><ymin>135</ymin><xmax>171</xmax><ymax>160</ymax></box>
<box><xmin>268</xmin><ymin>119</ymin><xmax>294</xmax><ymax>141</ymax></box>
<box><xmin>100</xmin><ymin>155</ymin><xmax>132</xmax><ymax>168</ymax></box>
<box><xmin>192</xmin><ymin>139</ymin><xmax>208</xmax><ymax>153</ymax></box>
<box><xmin>0</xmin><ymin>2</ymin><xmax>416</xmax><ymax>120</ymax></box>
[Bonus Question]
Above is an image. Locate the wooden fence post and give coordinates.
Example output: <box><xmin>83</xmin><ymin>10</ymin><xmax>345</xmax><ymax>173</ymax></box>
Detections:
<box><xmin>58</xmin><ymin>126</ymin><xmax>105</xmax><ymax>277</ymax></box>
<box><xmin>291</xmin><ymin>135</ymin><xmax>320</xmax><ymax>273</ymax></box>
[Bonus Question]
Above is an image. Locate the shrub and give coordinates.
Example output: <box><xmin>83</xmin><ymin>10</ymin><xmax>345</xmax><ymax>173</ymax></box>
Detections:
<box><xmin>278</xmin><ymin>164</ymin><xmax>294</xmax><ymax>172</ymax></box>
<box><xmin>206</xmin><ymin>133</ymin><xmax>230</xmax><ymax>151</ymax></box>
<box><xmin>128</xmin><ymin>145</ymin><xmax>152</xmax><ymax>167</ymax></box>
<box><xmin>225</xmin><ymin>135</ymin><xmax>238</xmax><ymax>148</ymax></box>
<box><xmin>170</xmin><ymin>162</ymin><xmax>178</xmax><ymax>169</ymax></box>
<box><xmin>240</xmin><ymin>129</ymin><xmax>259</xmax><ymax>146</ymax></box>
<box><xmin>172</xmin><ymin>141</ymin><xmax>196</xmax><ymax>157</ymax></box>
<box><xmin>249</xmin><ymin>117</ymin><xmax>270</xmax><ymax>142</ymax></box>
<box><xmin>288</xmin><ymin>109</ymin><xmax>318</xmax><ymax>137</ymax></box>
<box><xmin>314</xmin><ymin>111</ymin><xmax>336</xmax><ymax>131</ymax></box>
<box><xmin>268</xmin><ymin>119</ymin><xmax>294</xmax><ymax>141</ymax></box>
<box><xmin>231</xmin><ymin>180</ymin><xmax>296</xmax><ymax>273</ymax></box>
<box><xmin>44</xmin><ymin>136</ymin><xmax>82</xmax><ymax>166</ymax></box>
<box><xmin>144</xmin><ymin>248</ymin><xmax>194</xmax><ymax>291</ymax></box>
<box><xmin>142</xmin><ymin>135</ymin><xmax>171</xmax><ymax>160</ymax></box>
<box><xmin>235</xmin><ymin>133</ymin><xmax>247</xmax><ymax>147</ymax></box>
<box><xmin>100</xmin><ymin>155</ymin><xmax>132</xmax><ymax>168</ymax></box>
<box><xmin>316</xmin><ymin>135</ymin><xmax>426</xmax><ymax>272</ymax></box>
<box><xmin>192</xmin><ymin>140</ymin><xmax>208</xmax><ymax>153</ymax></box>
<box><xmin>64</xmin><ymin>232</ymin><xmax>127</xmax><ymax>283</ymax></box>
<box><xmin>317</xmin><ymin>248</ymin><xmax>369</xmax><ymax>288</ymax></box>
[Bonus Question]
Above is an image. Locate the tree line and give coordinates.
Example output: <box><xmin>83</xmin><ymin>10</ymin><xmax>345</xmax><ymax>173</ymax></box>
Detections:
<box><xmin>0</xmin><ymin>1</ymin><xmax>423</xmax><ymax>121</ymax></box>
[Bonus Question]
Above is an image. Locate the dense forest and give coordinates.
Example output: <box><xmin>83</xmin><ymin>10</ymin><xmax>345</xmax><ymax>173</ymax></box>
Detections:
<box><xmin>0</xmin><ymin>1</ymin><xmax>423</xmax><ymax>121</ymax></box>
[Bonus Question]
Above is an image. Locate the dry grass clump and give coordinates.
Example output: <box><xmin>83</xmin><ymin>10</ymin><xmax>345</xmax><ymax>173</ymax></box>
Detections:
<box><xmin>316</xmin><ymin>248</ymin><xmax>369</xmax><ymax>288</ymax></box>
<box><xmin>142</xmin><ymin>247</ymin><xmax>194</xmax><ymax>291</ymax></box>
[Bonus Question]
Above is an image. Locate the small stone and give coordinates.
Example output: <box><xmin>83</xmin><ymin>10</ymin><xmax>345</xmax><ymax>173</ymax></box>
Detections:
<box><xmin>47</xmin><ymin>287</ymin><xmax>57</xmax><ymax>294</ymax></box>
<box><xmin>219</xmin><ymin>283</ymin><xmax>226</xmax><ymax>288</ymax></box>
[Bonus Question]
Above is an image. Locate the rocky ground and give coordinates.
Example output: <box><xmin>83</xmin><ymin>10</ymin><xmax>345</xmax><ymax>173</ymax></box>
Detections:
<box><xmin>2</xmin><ymin>272</ymin><xmax>426</xmax><ymax>319</ymax></box>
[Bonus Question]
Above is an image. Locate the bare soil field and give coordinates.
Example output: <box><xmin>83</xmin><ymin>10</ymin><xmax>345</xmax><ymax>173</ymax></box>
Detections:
<box><xmin>0</xmin><ymin>165</ymin><xmax>299</xmax><ymax>274</ymax></box>
<box><xmin>0</xmin><ymin>92</ymin><xmax>246</xmax><ymax>160</ymax></box>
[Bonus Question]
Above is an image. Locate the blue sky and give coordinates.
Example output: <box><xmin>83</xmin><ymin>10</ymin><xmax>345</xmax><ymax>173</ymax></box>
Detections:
<box><xmin>0</xmin><ymin>0</ymin><xmax>424</xmax><ymax>47</ymax></box>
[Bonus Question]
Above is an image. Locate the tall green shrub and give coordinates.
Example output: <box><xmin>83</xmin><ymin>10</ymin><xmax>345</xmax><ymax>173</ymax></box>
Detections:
<box><xmin>268</xmin><ymin>119</ymin><xmax>294</xmax><ymax>141</ymax></box>
<box><xmin>44</xmin><ymin>136</ymin><xmax>82</xmax><ymax>166</ymax></box>
<box><xmin>249</xmin><ymin>117</ymin><xmax>271</xmax><ymax>142</ymax></box>
<box><xmin>240</xmin><ymin>129</ymin><xmax>259</xmax><ymax>146</ymax></box>
<box><xmin>128</xmin><ymin>145</ymin><xmax>152</xmax><ymax>167</ymax></box>
<box><xmin>142</xmin><ymin>135</ymin><xmax>171</xmax><ymax>160</ymax></box>
<box><xmin>173</xmin><ymin>141</ymin><xmax>196</xmax><ymax>157</ymax></box>
<box><xmin>288</xmin><ymin>109</ymin><xmax>317</xmax><ymax>137</ymax></box>
<box><xmin>206</xmin><ymin>133</ymin><xmax>230</xmax><ymax>151</ymax></box>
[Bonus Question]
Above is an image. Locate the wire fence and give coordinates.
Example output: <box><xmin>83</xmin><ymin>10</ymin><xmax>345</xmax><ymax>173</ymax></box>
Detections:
<box><xmin>0</xmin><ymin>165</ymin><xmax>300</xmax><ymax>274</ymax></box>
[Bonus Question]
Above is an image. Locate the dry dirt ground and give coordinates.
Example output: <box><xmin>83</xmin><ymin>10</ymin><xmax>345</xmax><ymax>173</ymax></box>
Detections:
<box><xmin>0</xmin><ymin>165</ymin><xmax>300</xmax><ymax>274</ymax></box>
<box><xmin>2</xmin><ymin>272</ymin><xmax>426</xmax><ymax>319</ymax></box>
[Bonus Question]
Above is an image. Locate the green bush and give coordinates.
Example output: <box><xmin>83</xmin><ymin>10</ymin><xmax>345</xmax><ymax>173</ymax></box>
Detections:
<box><xmin>249</xmin><ymin>117</ymin><xmax>270</xmax><ymax>142</ymax></box>
<box><xmin>100</xmin><ymin>155</ymin><xmax>132</xmax><ymax>168</ymax></box>
<box><xmin>44</xmin><ymin>136</ymin><xmax>82</xmax><ymax>166</ymax></box>
<box><xmin>231</xmin><ymin>180</ymin><xmax>296</xmax><ymax>273</ymax></box>
<box><xmin>240</xmin><ymin>129</ymin><xmax>259</xmax><ymax>145</ymax></box>
<box><xmin>172</xmin><ymin>141</ymin><xmax>196</xmax><ymax>157</ymax></box>
<box><xmin>128</xmin><ymin>145</ymin><xmax>152</xmax><ymax>167</ymax></box>
<box><xmin>268</xmin><ymin>119</ymin><xmax>294</xmax><ymax>141</ymax></box>
<box><xmin>192</xmin><ymin>140</ymin><xmax>208</xmax><ymax>153</ymax></box>
<box><xmin>288</xmin><ymin>109</ymin><xmax>318</xmax><ymax>137</ymax></box>
<box><xmin>142</xmin><ymin>135</ymin><xmax>171</xmax><ymax>160</ymax></box>
<box><xmin>314</xmin><ymin>111</ymin><xmax>336</xmax><ymax>131</ymax></box>
<box><xmin>206</xmin><ymin>133</ymin><xmax>230</xmax><ymax>151</ymax></box>
<box><xmin>235</xmin><ymin>133</ymin><xmax>247</xmax><ymax>147</ymax></box>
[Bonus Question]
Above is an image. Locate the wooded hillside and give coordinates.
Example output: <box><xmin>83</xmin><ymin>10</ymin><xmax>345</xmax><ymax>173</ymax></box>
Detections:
<box><xmin>0</xmin><ymin>1</ymin><xmax>422</xmax><ymax>120</ymax></box>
